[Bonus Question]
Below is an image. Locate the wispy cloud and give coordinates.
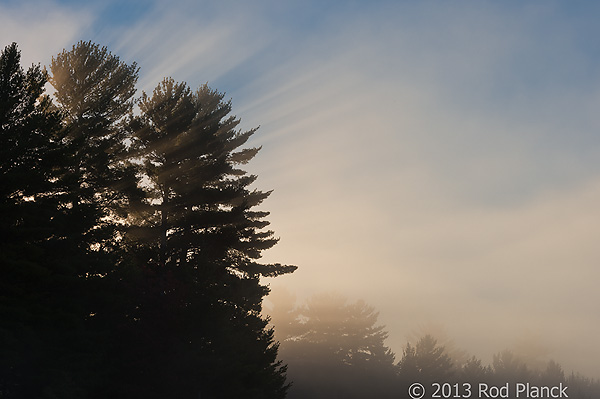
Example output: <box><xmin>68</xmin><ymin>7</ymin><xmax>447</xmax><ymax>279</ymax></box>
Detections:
<box><xmin>98</xmin><ymin>1</ymin><xmax>276</xmax><ymax>95</ymax></box>
<box><xmin>0</xmin><ymin>1</ymin><xmax>91</xmax><ymax>66</ymax></box>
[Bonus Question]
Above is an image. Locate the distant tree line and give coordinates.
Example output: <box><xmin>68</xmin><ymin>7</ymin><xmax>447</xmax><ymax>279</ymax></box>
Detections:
<box><xmin>0</xmin><ymin>41</ymin><xmax>296</xmax><ymax>398</ymax></box>
<box><xmin>268</xmin><ymin>290</ymin><xmax>600</xmax><ymax>399</ymax></box>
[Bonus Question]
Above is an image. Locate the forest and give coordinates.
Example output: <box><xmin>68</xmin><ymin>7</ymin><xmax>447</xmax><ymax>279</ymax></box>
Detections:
<box><xmin>266</xmin><ymin>290</ymin><xmax>600</xmax><ymax>398</ymax></box>
<box><xmin>1</xmin><ymin>40</ymin><xmax>599</xmax><ymax>398</ymax></box>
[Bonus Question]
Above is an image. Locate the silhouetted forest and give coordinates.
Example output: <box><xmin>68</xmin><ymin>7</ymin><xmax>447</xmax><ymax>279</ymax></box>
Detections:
<box><xmin>267</xmin><ymin>290</ymin><xmax>600</xmax><ymax>399</ymax></box>
<box><xmin>0</xmin><ymin>41</ymin><xmax>295</xmax><ymax>398</ymax></box>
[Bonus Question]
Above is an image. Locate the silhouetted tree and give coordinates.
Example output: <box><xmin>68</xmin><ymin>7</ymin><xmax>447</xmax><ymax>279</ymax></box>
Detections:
<box><xmin>41</xmin><ymin>42</ymin><xmax>148</xmax><ymax>397</ymax></box>
<box><xmin>491</xmin><ymin>350</ymin><xmax>530</xmax><ymax>385</ymax></box>
<box><xmin>132</xmin><ymin>77</ymin><xmax>292</xmax><ymax>276</ymax></box>
<box><xmin>0</xmin><ymin>42</ymin><xmax>104</xmax><ymax>398</ymax></box>
<box><xmin>539</xmin><ymin>359</ymin><xmax>565</xmax><ymax>386</ymax></box>
<box><xmin>294</xmin><ymin>293</ymin><xmax>394</xmax><ymax>367</ymax></box>
<box><xmin>107</xmin><ymin>76</ymin><xmax>296</xmax><ymax>398</ymax></box>
<box><xmin>397</xmin><ymin>334</ymin><xmax>454</xmax><ymax>385</ymax></box>
<box><xmin>0</xmin><ymin>42</ymin><xmax>62</xmax><ymax>249</ymax></box>
<box><xmin>407</xmin><ymin>324</ymin><xmax>470</xmax><ymax>368</ymax></box>
<box><xmin>460</xmin><ymin>356</ymin><xmax>492</xmax><ymax>384</ymax></box>
<box><xmin>272</xmin><ymin>292</ymin><xmax>397</xmax><ymax>398</ymax></box>
<box><xmin>48</xmin><ymin>40</ymin><xmax>142</xmax><ymax>260</ymax></box>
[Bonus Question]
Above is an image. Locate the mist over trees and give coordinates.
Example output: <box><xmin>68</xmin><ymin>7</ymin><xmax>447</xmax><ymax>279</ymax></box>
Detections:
<box><xmin>267</xmin><ymin>289</ymin><xmax>600</xmax><ymax>399</ymax></box>
<box><xmin>0</xmin><ymin>41</ymin><xmax>295</xmax><ymax>398</ymax></box>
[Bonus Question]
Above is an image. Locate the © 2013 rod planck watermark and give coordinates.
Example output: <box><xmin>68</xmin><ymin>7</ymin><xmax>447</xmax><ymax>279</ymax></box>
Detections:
<box><xmin>408</xmin><ymin>382</ymin><xmax>569</xmax><ymax>398</ymax></box>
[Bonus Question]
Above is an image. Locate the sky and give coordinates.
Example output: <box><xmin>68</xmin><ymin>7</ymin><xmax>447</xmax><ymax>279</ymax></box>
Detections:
<box><xmin>2</xmin><ymin>0</ymin><xmax>600</xmax><ymax>377</ymax></box>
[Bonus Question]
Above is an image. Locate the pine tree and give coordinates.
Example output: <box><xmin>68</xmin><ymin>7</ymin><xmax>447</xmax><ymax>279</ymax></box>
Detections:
<box><xmin>0</xmin><ymin>42</ymin><xmax>62</xmax><ymax>244</ymax></box>
<box><xmin>45</xmin><ymin>43</ymin><xmax>148</xmax><ymax>397</ymax></box>
<box><xmin>273</xmin><ymin>293</ymin><xmax>397</xmax><ymax>398</ymax></box>
<box><xmin>0</xmin><ymin>42</ymin><xmax>100</xmax><ymax>398</ymax></box>
<box><xmin>112</xmin><ymin>77</ymin><xmax>296</xmax><ymax>397</ymax></box>
<box><xmin>397</xmin><ymin>335</ymin><xmax>454</xmax><ymax>385</ymax></box>
<box><xmin>48</xmin><ymin>40</ymin><xmax>142</xmax><ymax>262</ymax></box>
<box><xmin>491</xmin><ymin>350</ymin><xmax>530</xmax><ymax>385</ymax></box>
<box><xmin>286</xmin><ymin>293</ymin><xmax>395</xmax><ymax>368</ymax></box>
<box><xmin>132</xmin><ymin>77</ymin><xmax>294</xmax><ymax>278</ymax></box>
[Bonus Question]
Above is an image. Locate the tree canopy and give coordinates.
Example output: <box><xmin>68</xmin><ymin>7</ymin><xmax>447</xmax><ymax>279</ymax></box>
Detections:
<box><xmin>0</xmin><ymin>41</ymin><xmax>295</xmax><ymax>399</ymax></box>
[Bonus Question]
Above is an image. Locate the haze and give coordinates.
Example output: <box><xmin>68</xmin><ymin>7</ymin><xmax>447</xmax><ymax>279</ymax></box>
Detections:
<box><xmin>2</xmin><ymin>0</ymin><xmax>599</xmax><ymax>378</ymax></box>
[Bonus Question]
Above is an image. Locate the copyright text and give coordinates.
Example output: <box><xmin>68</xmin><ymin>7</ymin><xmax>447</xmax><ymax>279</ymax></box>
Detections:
<box><xmin>408</xmin><ymin>382</ymin><xmax>569</xmax><ymax>399</ymax></box>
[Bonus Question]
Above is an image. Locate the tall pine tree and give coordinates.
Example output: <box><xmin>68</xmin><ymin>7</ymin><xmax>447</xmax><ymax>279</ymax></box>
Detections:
<box><xmin>0</xmin><ymin>42</ymin><xmax>102</xmax><ymax>399</ymax></box>
<box><xmin>116</xmin><ymin>77</ymin><xmax>296</xmax><ymax>398</ymax></box>
<box><xmin>133</xmin><ymin>77</ymin><xmax>294</xmax><ymax>278</ymax></box>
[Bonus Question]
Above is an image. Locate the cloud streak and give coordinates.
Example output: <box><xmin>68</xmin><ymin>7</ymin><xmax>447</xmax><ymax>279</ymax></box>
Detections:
<box><xmin>0</xmin><ymin>1</ymin><xmax>91</xmax><ymax>66</ymax></box>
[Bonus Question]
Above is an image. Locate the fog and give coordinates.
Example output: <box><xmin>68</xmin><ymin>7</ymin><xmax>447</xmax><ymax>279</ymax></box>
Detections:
<box><xmin>3</xmin><ymin>0</ymin><xmax>600</xmax><ymax>382</ymax></box>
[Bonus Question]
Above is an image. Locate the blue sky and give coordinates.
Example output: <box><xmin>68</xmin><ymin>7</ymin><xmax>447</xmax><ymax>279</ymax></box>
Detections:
<box><xmin>2</xmin><ymin>0</ymin><xmax>600</xmax><ymax>375</ymax></box>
